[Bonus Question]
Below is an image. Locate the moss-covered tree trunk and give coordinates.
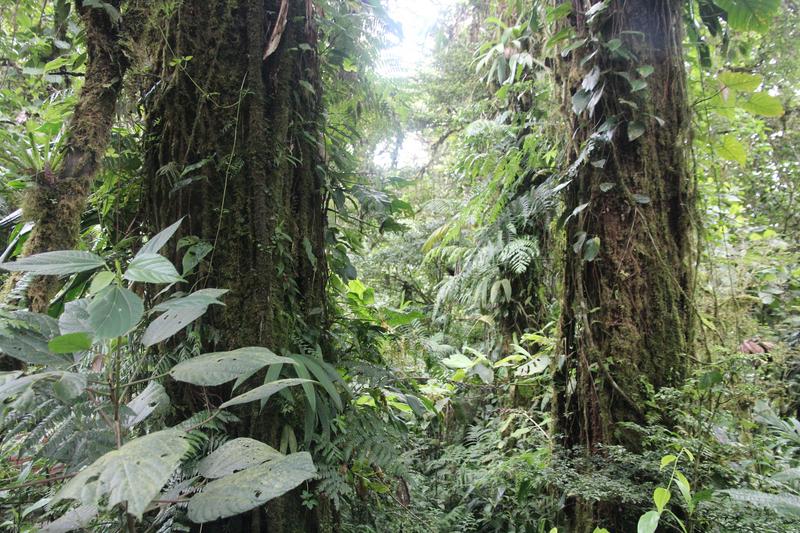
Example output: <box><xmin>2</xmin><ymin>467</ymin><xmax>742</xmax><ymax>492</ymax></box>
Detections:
<box><xmin>142</xmin><ymin>1</ymin><xmax>329</xmax><ymax>531</ymax></box>
<box><xmin>551</xmin><ymin>0</ymin><xmax>694</xmax><ymax>530</ymax></box>
<box><xmin>5</xmin><ymin>0</ymin><xmax>129</xmax><ymax>312</ymax></box>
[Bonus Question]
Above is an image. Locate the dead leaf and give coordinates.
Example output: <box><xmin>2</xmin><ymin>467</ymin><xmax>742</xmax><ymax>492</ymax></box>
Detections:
<box><xmin>263</xmin><ymin>0</ymin><xmax>288</xmax><ymax>61</ymax></box>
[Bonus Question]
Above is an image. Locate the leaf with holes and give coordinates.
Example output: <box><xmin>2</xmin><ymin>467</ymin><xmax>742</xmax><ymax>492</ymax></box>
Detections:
<box><xmin>142</xmin><ymin>306</ymin><xmax>205</xmax><ymax>347</ymax></box>
<box><xmin>181</xmin><ymin>242</ymin><xmax>213</xmax><ymax>274</ymax></box>
<box><xmin>197</xmin><ymin>438</ymin><xmax>282</xmax><ymax>479</ymax></box>
<box><xmin>187</xmin><ymin>452</ymin><xmax>315</xmax><ymax>523</ymax></box>
<box><xmin>51</xmin><ymin>429</ymin><xmax>190</xmax><ymax>519</ymax></box>
<box><xmin>169</xmin><ymin>347</ymin><xmax>294</xmax><ymax>386</ymax></box>
<box><xmin>152</xmin><ymin>289</ymin><xmax>227</xmax><ymax>312</ymax></box>
<box><xmin>123</xmin><ymin>382</ymin><xmax>169</xmax><ymax>428</ymax></box>
<box><xmin>59</xmin><ymin>299</ymin><xmax>92</xmax><ymax>335</ymax></box>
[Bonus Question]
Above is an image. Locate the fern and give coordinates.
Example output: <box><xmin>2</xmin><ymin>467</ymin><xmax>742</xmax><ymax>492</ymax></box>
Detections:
<box><xmin>499</xmin><ymin>237</ymin><xmax>539</xmax><ymax>274</ymax></box>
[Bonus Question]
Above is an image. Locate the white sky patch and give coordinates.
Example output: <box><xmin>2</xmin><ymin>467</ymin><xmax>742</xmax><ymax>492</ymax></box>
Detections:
<box><xmin>373</xmin><ymin>132</ymin><xmax>429</xmax><ymax>169</ymax></box>
<box><xmin>378</xmin><ymin>0</ymin><xmax>458</xmax><ymax>78</ymax></box>
<box><xmin>375</xmin><ymin>1</ymin><xmax>458</xmax><ymax>169</ymax></box>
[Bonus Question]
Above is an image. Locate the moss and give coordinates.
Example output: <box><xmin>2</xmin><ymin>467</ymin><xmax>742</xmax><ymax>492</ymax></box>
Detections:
<box><xmin>552</xmin><ymin>0</ymin><xmax>695</xmax><ymax>530</ymax></box>
<box><xmin>143</xmin><ymin>1</ymin><xmax>331</xmax><ymax>530</ymax></box>
<box><xmin>1</xmin><ymin>1</ymin><xmax>129</xmax><ymax>313</ymax></box>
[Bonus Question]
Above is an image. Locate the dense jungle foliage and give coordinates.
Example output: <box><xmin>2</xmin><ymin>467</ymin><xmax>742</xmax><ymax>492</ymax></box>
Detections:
<box><xmin>0</xmin><ymin>0</ymin><xmax>798</xmax><ymax>532</ymax></box>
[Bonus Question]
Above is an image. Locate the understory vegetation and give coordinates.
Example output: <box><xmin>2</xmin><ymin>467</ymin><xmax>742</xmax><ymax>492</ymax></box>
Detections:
<box><xmin>0</xmin><ymin>0</ymin><xmax>798</xmax><ymax>532</ymax></box>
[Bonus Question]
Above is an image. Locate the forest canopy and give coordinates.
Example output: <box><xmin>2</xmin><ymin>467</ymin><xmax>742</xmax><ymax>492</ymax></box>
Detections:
<box><xmin>0</xmin><ymin>0</ymin><xmax>798</xmax><ymax>532</ymax></box>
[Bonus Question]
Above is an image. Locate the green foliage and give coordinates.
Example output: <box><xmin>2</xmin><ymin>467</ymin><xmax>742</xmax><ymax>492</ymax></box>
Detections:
<box><xmin>53</xmin><ymin>429</ymin><xmax>190</xmax><ymax>519</ymax></box>
<box><xmin>187</xmin><ymin>452</ymin><xmax>317</xmax><ymax>523</ymax></box>
<box><xmin>169</xmin><ymin>347</ymin><xmax>294</xmax><ymax>387</ymax></box>
<box><xmin>1</xmin><ymin>0</ymin><xmax>799</xmax><ymax>530</ymax></box>
<box><xmin>0</xmin><ymin>227</ymin><xmax>323</xmax><ymax>529</ymax></box>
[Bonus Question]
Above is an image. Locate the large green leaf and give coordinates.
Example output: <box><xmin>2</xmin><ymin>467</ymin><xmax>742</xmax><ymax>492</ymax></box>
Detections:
<box><xmin>141</xmin><ymin>306</ymin><xmax>206</xmax><ymax>347</ymax></box>
<box><xmin>58</xmin><ymin>299</ymin><xmax>92</xmax><ymax>335</ymax></box>
<box><xmin>219</xmin><ymin>378</ymin><xmax>312</xmax><ymax>409</ymax></box>
<box><xmin>169</xmin><ymin>347</ymin><xmax>295</xmax><ymax>386</ymax></box>
<box><xmin>0</xmin><ymin>372</ymin><xmax>80</xmax><ymax>402</ymax></box>
<box><xmin>740</xmin><ymin>91</ymin><xmax>784</xmax><ymax>117</ymax></box>
<box><xmin>291</xmin><ymin>359</ymin><xmax>316</xmax><ymax>413</ymax></box>
<box><xmin>653</xmin><ymin>487</ymin><xmax>671</xmax><ymax>513</ymax></box>
<box><xmin>152</xmin><ymin>289</ymin><xmax>228</xmax><ymax>312</ymax></box>
<box><xmin>0</xmin><ymin>251</ymin><xmax>105</xmax><ymax>275</ymax></box>
<box><xmin>51</xmin><ymin>429</ymin><xmax>190</xmax><ymax>519</ymax></box>
<box><xmin>87</xmin><ymin>286</ymin><xmax>144</xmax><ymax>339</ymax></box>
<box><xmin>123</xmin><ymin>382</ymin><xmax>170</xmax><ymax>428</ymax></box>
<box><xmin>715</xmin><ymin>0</ymin><xmax>780</xmax><ymax>33</ymax></box>
<box><xmin>52</xmin><ymin>372</ymin><xmax>87</xmax><ymax>402</ymax></box>
<box><xmin>40</xmin><ymin>505</ymin><xmax>98</xmax><ymax>533</ymax></box>
<box><xmin>717</xmin><ymin>134</ymin><xmax>747</xmax><ymax>166</ymax></box>
<box><xmin>187</xmin><ymin>452</ymin><xmax>316</xmax><ymax>523</ymax></box>
<box><xmin>48</xmin><ymin>332</ymin><xmax>92</xmax><ymax>354</ymax></box>
<box><xmin>291</xmin><ymin>353</ymin><xmax>345</xmax><ymax>411</ymax></box>
<box><xmin>0</xmin><ymin>310</ymin><xmax>67</xmax><ymax>365</ymax></box>
<box><xmin>141</xmin><ymin>289</ymin><xmax>226</xmax><ymax>347</ymax></box>
<box><xmin>637</xmin><ymin>510</ymin><xmax>660</xmax><ymax>533</ymax></box>
<box><xmin>137</xmin><ymin>218</ymin><xmax>183</xmax><ymax>257</ymax></box>
<box><xmin>123</xmin><ymin>253</ymin><xmax>183</xmax><ymax>284</ymax></box>
<box><xmin>718</xmin><ymin>71</ymin><xmax>762</xmax><ymax>93</ymax></box>
<box><xmin>441</xmin><ymin>353</ymin><xmax>474</xmax><ymax>369</ymax></box>
<box><xmin>197</xmin><ymin>438</ymin><xmax>281</xmax><ymax>479</ymax></box>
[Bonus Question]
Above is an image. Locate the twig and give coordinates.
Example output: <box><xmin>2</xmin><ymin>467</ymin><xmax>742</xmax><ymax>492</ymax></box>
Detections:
<box><xmin>0</xmin><ymin>472</ymin><xmax>75</xmax><ymax>491</ymax></box>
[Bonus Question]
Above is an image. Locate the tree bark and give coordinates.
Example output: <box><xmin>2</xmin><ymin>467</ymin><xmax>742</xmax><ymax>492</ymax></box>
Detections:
<box><xmin>6</xmin><ymin>0</ymin><xmax>129</xmax><ymax>312</ymax></box>
<box><xmin>551</xmin><ymin>0</ymin><xmax>695</xmax><ymax>530</ymax></box>
<box><xmin>141</xmin><ymin>1</ymin><xmax>329</xmax><ymax>530</ymax></box>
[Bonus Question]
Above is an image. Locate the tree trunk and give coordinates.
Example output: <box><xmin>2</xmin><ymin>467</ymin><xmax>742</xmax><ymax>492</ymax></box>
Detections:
<box><xmin>551</xmin><ymin>0</ymin><xmax>694</xmax><ymax>529</ymax></box>
<box><xmin>141</xmin><ymin>1</ymin><xmax>329</xmax><ymax>531</ymax></box>
<box><xmin>6</xmin><ymin>0</ymin><xmax>129</xmax><ymax>312</ymax></box>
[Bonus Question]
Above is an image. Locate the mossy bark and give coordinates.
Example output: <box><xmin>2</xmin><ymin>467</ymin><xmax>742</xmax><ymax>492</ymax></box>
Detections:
<box><xmin>4</xmin><ymin>0</ymin><xmax>129</xmax><ymax>312</ymax></box>
<box><xmin>141</xmin><ymin>1</ymin><xmax>329</xmax><ymax>530</ymax></box>
<box><xmin>551</xmin><ymin>1</ymin><xmax>695</xmax><ymax>530</ymax></box>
